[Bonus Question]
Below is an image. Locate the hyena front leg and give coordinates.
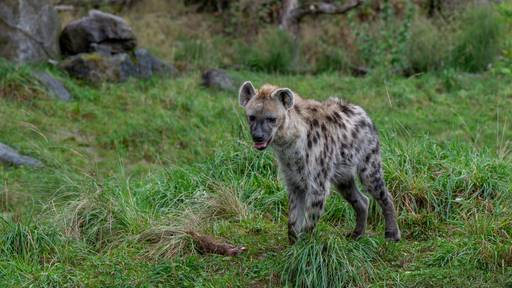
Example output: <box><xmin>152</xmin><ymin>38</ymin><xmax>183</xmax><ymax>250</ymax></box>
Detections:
<box><xmin>303</xmin><ymin>192</ymin><xmax>326</xmax><ymax>234</ymax></box>
<box><xmin>287</xmin><ymin>184</ymin><xmax>306</xmax><ymax>244</ymax></box>
<box><xmin>359</xmin><ymin>154</ymin><xmax>400</xmax><ymax>241</ymax></box>
<box><xmin>303</xmin><ymin>181</ymin><xmax>329</xmax><ymax>235</ymax></box>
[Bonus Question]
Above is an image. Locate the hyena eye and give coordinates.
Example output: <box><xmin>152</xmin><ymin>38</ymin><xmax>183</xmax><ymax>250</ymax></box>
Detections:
<box><xmin>267</xmin><ymin>117</ymin><xmax>277</xmax><ymax>124</ymax></box>
<box><xmin>248</xmin><ymin>115</ymin><xmax>256</xmax><ymax>122</ymax></box>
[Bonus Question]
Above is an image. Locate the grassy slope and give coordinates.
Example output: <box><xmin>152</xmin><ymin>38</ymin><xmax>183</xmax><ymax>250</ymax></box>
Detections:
<box><xmin>1</xmin><ymin>64</ymin><xmax>512</xmax><ymax>287</ymax></box>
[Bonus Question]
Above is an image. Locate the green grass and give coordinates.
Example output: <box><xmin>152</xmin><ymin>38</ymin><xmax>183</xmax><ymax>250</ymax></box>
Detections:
<box><xmin>1</xmin><ymin>61</ymin><xmax>512</xmax><ymax>286</ymax></box>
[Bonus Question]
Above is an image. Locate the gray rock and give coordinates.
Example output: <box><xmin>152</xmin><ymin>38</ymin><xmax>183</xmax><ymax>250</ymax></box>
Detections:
<box><xmin>0</xmin><ymin>0</ymin><xmax>60</xmax><ymax>63</ymax></box>
<box><xmin>0</xmin><ymin>143</ymin><xmax>42</xmax><ymax>167</ymax></box>
<box><xmin>134</xmin><ymin>48</ymin><xmax>177</xmax><ymax>79</ymax></box>
<box><xmin>201</xmin><ymin>69</ymin><xmax>234</xmax><ymax>91</ymax></box>
<box><xmin>33</xmin><ymin>71</ymin><xmax>72</xmax><ymax>101</ymax></box>
<box><xmin>59</xmin><ymin>10</ymin><xmax>137</xmax><ymax>56</ymax></box>
<box><xmin>59</xmin><ymin>49</ymin><xmax>176</xmax><ymax>82</ymax></box>
<box><xmin>59</xmin><ymin>52</ymin><xmax>131</xmax><ymax>82</ymax></box>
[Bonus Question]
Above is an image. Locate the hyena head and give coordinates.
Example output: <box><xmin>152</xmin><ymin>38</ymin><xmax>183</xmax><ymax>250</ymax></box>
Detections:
<box><xmin>239</xmin><ymin>81</ymin><xmax>294</xmax><ymax>150</ymax></box>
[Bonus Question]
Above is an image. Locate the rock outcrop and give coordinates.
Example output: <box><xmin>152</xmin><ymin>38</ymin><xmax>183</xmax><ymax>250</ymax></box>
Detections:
<box><xmin>33</xmin><ymin>71</ymin><xmax>72</xmax><ymax>101</ymax></box>
<box><xmin>59</xmin><ymin>10</ymin><xmax>175</xmax><ymax>82</ymax></box>
<box><xmin>59</xmin><ymin>10</ymin><xmax>136</xmax><ymax>56</ymax></box>
<box><xmin>0</xmin><ymin>143</ymin><xmax>42</xmax><ymax>167</ymax></box>
<box><xmin>0</xmin><ymin>0</ymin><xmax>60</xmax><ymax>63</ymax></box>
<box><xmin>59</xmin><ymin>49</ymin><xmax>176</xmax><ymax>83</ymax></box>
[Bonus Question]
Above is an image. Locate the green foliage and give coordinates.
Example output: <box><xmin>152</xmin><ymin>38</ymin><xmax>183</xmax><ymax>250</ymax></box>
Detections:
<box><xmin>239</xmin><ymin>28</ymin><xmax>297</xmax><ymax>73</ymax></box>
<box><xmin>404</xmin><ymin>17</ymin><xmax>447</xmax><ymax>73</ymax></box>
<box><xmin>353</xmin><ymin>0</ymin><xmax>415</xmax><ymax>71</ymax></box>
<box><xmin>223</xmin><ymin>0</ymin><xmax>281</xmax><ymax>35</ymax></box>
<box><xmin>451</xmin><ymin>5</ymin><xmax>504</xmax><ymax>72</ymax></box>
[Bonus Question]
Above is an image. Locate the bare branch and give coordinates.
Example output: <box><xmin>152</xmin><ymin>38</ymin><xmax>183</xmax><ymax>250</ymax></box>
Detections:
<box><xmin>280</xmin><ymin>0</ymin><xmax>364</xmax><ymax>37</ymax></box>
<box><xmin>292</xmin><ymin>0</ymin><xmax>364</xmax><ymax>21</ymax></box>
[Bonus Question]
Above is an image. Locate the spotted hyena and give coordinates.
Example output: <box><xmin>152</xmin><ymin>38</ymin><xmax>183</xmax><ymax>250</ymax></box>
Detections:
<box><xmin>238</xmin><ymin>81</ymin><xmax>400</xmax><ymax>243</ymax></box>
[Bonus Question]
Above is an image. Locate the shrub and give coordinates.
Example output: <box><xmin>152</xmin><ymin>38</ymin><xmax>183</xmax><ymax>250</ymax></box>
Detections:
<box><xmin>404</xmin><ymin>17</ymin><xmax>448</xmax><ymax>73</ymax></box>
<box><xmin>239</xmin><ymin>28</ymin><xmax>297</xmax><ymax>73</ymax></box>
<box><xmin>451</xmin><ymin>5</ymin><xmax>504</xmax><ymax>72</ymax></box>
<box><xmin>314</xmin><ymin>47</ymin><xmax>351</xmax><ymax>74</ymax></box>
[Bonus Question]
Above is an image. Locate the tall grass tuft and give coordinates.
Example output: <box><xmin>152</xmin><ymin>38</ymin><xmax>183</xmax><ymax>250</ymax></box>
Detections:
<box><xmin>0</xmin><ymin>59</ymin><xmax>45</xmax><ymax>101</ymax></box>
<box><xmin>280</xmin><ymin>234</ymin><xmax>380</xmax><ymax>288</ymax></box>
<box><xmin>0</xmin><ymin>221</ymin><xmax>61</xmax><ymax>263</ymax></box>
<box><xmin>451</xmin><ymin>5</ymin><xmax>504</xmax><ymax>72</ymax></box>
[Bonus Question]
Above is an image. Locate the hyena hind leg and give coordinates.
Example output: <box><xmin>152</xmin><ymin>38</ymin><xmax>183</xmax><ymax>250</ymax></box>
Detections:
<box><xmin>334</xmin><ymin>178</ymin><xmax>369</xmax><ymax>239</ymax></box>
<box><xmin>358</xmin><ymin>158</ymin><xmax>401</xmax><ymax>241</ymax></box>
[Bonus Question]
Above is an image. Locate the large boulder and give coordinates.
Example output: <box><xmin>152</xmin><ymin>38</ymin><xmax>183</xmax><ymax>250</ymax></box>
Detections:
<box><xmin>59</xmin><ymin>49</ymin><xmax>176</xmax><ymax>82</ymax></box>
<box><xmin>0</xmin><ymin>0</ymin><xmax>60</xmax><ymax>63</ymax></box>
<box><xmin>59</xmin><ymin>10</ymin><xmax>137</xmax><ymax>56</ymax></box>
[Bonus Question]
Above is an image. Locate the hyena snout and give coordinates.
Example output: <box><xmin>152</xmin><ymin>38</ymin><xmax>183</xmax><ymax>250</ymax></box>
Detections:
<box><xmin>250</xmin><ymin>124</ymin><xmax>274</xmax><ymax>150</ymax></box>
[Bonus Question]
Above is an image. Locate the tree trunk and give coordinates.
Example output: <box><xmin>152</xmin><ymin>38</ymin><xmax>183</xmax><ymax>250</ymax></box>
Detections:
<box><xmin>280</xmin><ymin>0</ymin><xmax>301</xmax><ymax>38</ymax></box>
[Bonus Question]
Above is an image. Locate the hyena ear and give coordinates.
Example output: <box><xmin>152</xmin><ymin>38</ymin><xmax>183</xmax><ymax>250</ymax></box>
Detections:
<box><xmin>239</xmin><ymin>81</ymin><xmax>256</xmax><ymax>107</ymax></box>
<box><xmin>272</xmin><ymin>88</ymin><xmax>294</xmax><ymax>110</ymax></box>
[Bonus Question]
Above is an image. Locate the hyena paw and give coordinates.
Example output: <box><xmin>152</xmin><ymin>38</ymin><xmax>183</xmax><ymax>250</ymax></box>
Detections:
<box><xmin>384</xmin><ymin>229</ymin><xmax>401</xmax><ymax>242</ymax></box>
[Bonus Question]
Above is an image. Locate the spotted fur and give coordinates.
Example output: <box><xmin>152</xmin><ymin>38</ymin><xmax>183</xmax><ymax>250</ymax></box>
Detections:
<box><xmin>239</xmin><ymin>82</ymin><xmax>401</xmax><ymax>243</ymax></box>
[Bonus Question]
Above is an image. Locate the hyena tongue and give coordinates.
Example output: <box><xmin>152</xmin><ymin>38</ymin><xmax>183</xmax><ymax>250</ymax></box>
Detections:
<box><xmin>254</xmin><ymin>142</ymin><xmax>268</xmax><ymax>149</ymax></box>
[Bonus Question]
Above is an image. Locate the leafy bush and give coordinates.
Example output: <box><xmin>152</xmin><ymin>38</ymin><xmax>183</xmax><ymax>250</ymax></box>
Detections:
<box><xmin>451</xmin><ymin>5</ymin><xmax>504</xmax><ymax>72</ymax></box>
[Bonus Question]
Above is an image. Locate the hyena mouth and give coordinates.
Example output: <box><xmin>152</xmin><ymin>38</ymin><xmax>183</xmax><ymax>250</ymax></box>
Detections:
<box><xmin>254</xmin><ymin>137</ymin><xmax>272</xmax><ymax>150</ymax></box>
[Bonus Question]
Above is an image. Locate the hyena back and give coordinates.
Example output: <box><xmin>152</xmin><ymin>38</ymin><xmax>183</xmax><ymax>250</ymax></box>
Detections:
<box><xmin>239</xmin><ymin>81</ymin><xmax>400</xmax><ymax>243</ymax></box>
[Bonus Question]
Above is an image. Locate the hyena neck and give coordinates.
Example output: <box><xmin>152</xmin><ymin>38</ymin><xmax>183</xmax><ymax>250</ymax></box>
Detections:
<box><xmin>272</xmin><ymin>109</ymin><xmax>306</xmax><ymax>152</ymax></box>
